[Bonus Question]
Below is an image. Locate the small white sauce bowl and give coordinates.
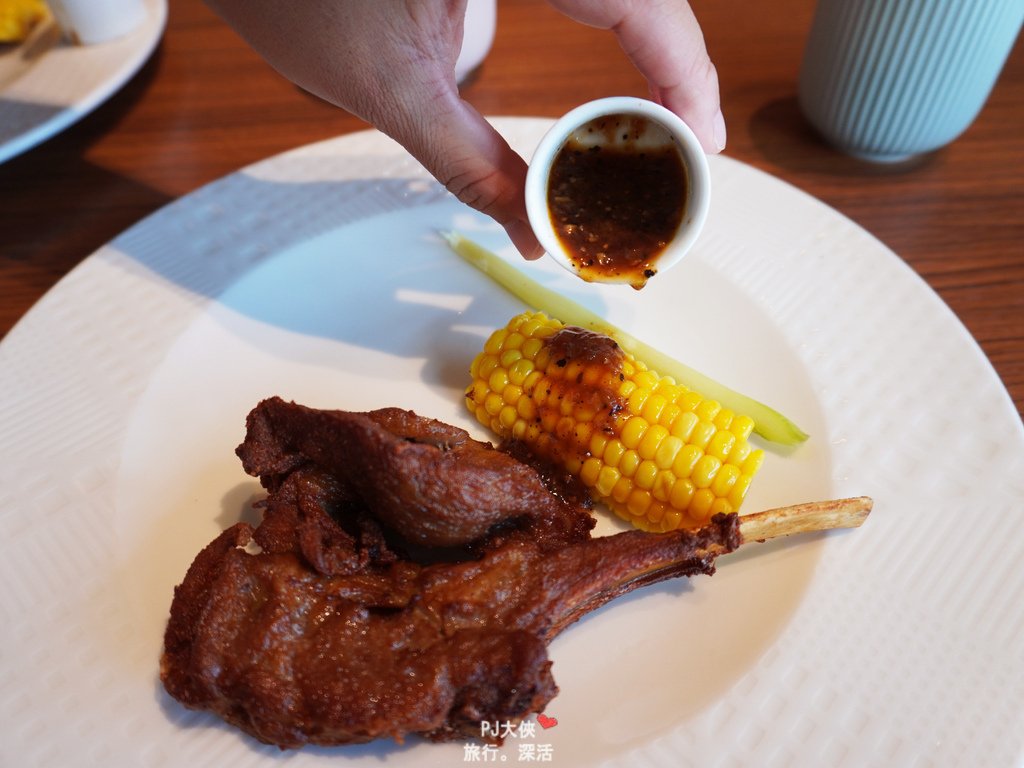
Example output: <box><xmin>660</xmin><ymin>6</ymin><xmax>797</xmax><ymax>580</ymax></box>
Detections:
<box><xmin>525</xmin><ymin>97</ymin><xmax>711</xmax><ymax>287</ymax></box>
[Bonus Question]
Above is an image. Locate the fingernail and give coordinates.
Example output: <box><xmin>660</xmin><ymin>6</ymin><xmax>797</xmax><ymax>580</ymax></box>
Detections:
<box><xmin>713</xmin><ymin>109</ymin><xmax>727</xmax><ymax>152</ymax></box>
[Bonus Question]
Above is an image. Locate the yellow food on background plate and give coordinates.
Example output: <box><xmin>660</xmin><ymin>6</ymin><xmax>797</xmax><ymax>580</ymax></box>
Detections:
<box><xmin>0</xmin><ymin>0</ymin><xmax>48</xmax><ymax>43</ymax></box>
<box><xmin>467</xmin><ymin>311</ymin><xmax>765</xmax><ymax>532</ymax></box>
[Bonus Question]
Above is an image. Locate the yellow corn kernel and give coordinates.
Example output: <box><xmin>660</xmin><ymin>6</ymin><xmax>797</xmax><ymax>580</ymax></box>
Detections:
<box><xmin>627</xmin><ymin>388</ymin><xmax>649</xmax><ymax>416</ymax></box>
<box><xmin>670</xmin><ymin>410</ymin><xmax>700</xmax><ymax>442</ymax></box>
<box><xmin>634</xmin><ymin>369</ymin><xmax>657</xmax><ymax>392</ymax></box>
<box><xmin>694</xmin><ymin>399</ymin><xmax>721</xmax><ymax>423</ymax></box>
<box><xmin>655</xmin><ymin>379</ymin><xmax>682</xmax><ymax>401</ymax></box>
<box><xmin>469</xmin><ymin>351</ymin><xmax>485</xmax><ymax>378</ymax></box>
<box><xmin>611</xmin><ymin>476</ymin><xmax>633</xmax><ymax>504</ymax></box>
<box><xmin>713</xmin><ymin>408</ymin><xmax>735</xmax><ymax>431</ymax></box>
<box><xmin>654</xmin><ymin>435</ymin><xmax>683</xmax><ymax>470</ymax></box>
<box><xmin>620</xmin><ymin>416</ymin><xmax>648</xmax><ymax>449</ymax></box>
<box><xmin>484</xmin><ymin>392</ymin><xmax>504</xmax><ymax>417</ymax></box>
<box><xmin>630</xmin><ymin>513</ymin><xmax>651</xmax><ymax>531</ymax></box>
<box><xmin>669</xmin><ymin>478</ymin><xmax>695</xmax><ymax>510</ymax></box>
<box><xmin>466</xmin><ymin>379</ymin><xmax>487</xmax><ymax>405</ymax></box>
<box><xmin>706</xmin><ymin>430</ymin><xmax>736</xmax><ymax>462</ymax></box>
<box><xmin>477</xmin><ymin>354</ymin><xmax>498</xmax><ymax>381</ymax></box>
<box><xmin>652</xmin><ymin>469</ymin><xmax>675</xmax><ymax>503</ymax></box>
<box><xmin>731</xmin><ymin>414</ymin><xmax>755</xmax><ymax>440</ymax></box>
<box><xmin>502</xmin><ymin>384</ymin><xmax>522</xmax><ymax>407</ymax></box>
<box><xmin>741</xmin><ymin>449</ymin><xmax>765</xmax><ymax>476</ymax></box>
<box><xmin>689</xmin><ymin>488</ymin><xmax>717</xmax><ymax>521</ymax></box>
<box><xmin>484</xmin><ymin>328</ymin><xmax>508</xmax><ymax>354</ymax></box>
<box><xmin>522</xmin><ymin>368</ymin><xmax>543</xmax><ymax>392</ymax></box>
<box><xmin>499</xmin><ymin>405</ymin><xmax>518</xmax><ymax>431</ymax></box>
<box><xmin>516</xmin><ymin>316</ymin><xmax>537</xmax><ymax>337</ymax></box>
<box><xmin>691</xmin><ymin>454</ymin><xmax>722</xmax><ymax>488</ymax></box>
<box><xmin>522</xmin><ymin>337</ymin><xmax>545</xmax><ymax>360</ymax></box>
<box><xmin>626</xmin><ymin>488</ymin><xmax>652</xmax><ymax>517</ymax></box>
<box><xmin>589</xmin><ymin>431</ymin><xmax>609</xmax><ymax>461</ymax></box>
<box><xmin>466</xmin><ymin>311</ymin><xmax>765</xmax><ymax>530</ymax></box>
<box><xmin>595</xmin><ymin>465</ymin><xmax>621</xmax><ymax>498</ymax></box>
<box><xmin>728</xmin><ymin>473</ymin><xmax>755</xmax><ymax>510</ymax></box>
<box><xmin>618</xmin><ymin>449</ymin><xmax>641</xmax><ymax>479</ymax></box>
<box><xmin>508</xmin><ymin>357</ymin><xmax>534</xmax><ymax>386</ymax></box>
<box><xmin>662</xmin><ymin>508</ymin><xmax>684</xmax><ymax>531</ymax></box>
<box><xmin>658</xmin><ymin>402</ymin><xmax>682</xmax><ymax>430</ymax></box>
<box><xmin>602</xmin><ymin>437</ymin><xmax>625</xmax><ymax>468</ymax></box>
<box><xmin>672</xmin><ymin>443</ymin><xmax>703</xmax><ymax>478</ymax></box>
<box><xmin>535</xmin><ymin>346</ymin><xmax>552</xmax><ymax>370</ymax></box>
<box><xmin>634</xmin><ymin>459</ymin><xmax>658</xmax><ymax>490</ymax></box>
<box><xmin>679</xmin><ymin>390</ymin><xmax>703</xmax><ymax>413</ymax></box>
<box><xmin>499</xmin><ymin>352</ymin><xmax>522</xmax><ymax>378</ymax></box>
<box><xmin>645</xmin><ymin>499</ymin><xmax>667</xmax><ymax>524</ymax></box>
<box><xmin>516</xmin><ymin>394</ymin><xmax>536</xmax><ymax>421</ymax></box>
<box><xmin>726</xmin><ymin>439</ymin><xmax>752</xmax><ymax>467</ymax></box>
<box><xmin>580</xmin><ymin>457</ymin><xmax>602</xmax><ymax>488</ymax></box>
<box><xmin>690</xmin><ymin>420</ymin><xmax>718</xmax><ymax>450</ymax></box>
<box><xmin>637</xmin><ymin>424</ymin><xmax>669</xmax><ymax>462</ymax></box>
<box><xmin>640</xmin><ymin>393</ymin><xmax>667</xmax><ymax>425</ymax></box>
<box><xmin>711</xmin><ymin>463</ymin><xmax>740</xmax><ymax>498</ymax></box>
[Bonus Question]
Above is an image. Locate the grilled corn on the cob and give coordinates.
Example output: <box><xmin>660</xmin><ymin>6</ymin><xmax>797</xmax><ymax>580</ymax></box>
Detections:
<box><xmin>467</xmin><ymin>311</ymin><xmax>764</xmax><ymax>532</ymax></box>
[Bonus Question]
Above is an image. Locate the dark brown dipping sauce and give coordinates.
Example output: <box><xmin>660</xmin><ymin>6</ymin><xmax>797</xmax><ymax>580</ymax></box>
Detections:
<box><xmin>547</xmin><ymin>115</ymin><xmax>688</xmax><ymax>289</ymax></box>
<box><xmin>536</xmin><ymin>326</ymin><xmax>628</xmax><ymax>462</ymax></box>
<box><xmin>545</xmin><ymin>325</ymin><xmax>626</xmax><ymax>371</ymax></box>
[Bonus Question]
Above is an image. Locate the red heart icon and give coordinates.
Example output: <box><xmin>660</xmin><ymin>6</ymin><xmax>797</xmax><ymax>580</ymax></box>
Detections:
<box><xmin>537</xmin><ymin>714</ymin><xmax>558</xmax><ymax>729</ymax></box>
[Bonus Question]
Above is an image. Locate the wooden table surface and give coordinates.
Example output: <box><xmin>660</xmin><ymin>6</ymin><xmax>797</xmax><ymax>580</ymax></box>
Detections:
<box><xmin>1</xmin><ymin>0</ymin><xmax>1022</xmax><ymax>420</ymax></box>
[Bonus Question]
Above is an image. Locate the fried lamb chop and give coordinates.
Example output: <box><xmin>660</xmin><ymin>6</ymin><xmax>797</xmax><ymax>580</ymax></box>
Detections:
<box><xmin>160</xmin><ymin>398</ymin><xmax>870</xmax><ymax>749</ymax></box>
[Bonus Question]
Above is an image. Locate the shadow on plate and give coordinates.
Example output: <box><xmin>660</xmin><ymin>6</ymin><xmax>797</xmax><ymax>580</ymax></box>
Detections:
<box><xmin>104</xmin><ymin>167</ymin><xmax>610</xmax><ymax>394</ymax></box>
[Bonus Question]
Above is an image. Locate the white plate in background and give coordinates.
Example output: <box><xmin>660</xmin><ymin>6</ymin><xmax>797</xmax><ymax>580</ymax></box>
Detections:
<box><xmin>0</xmin><ymin>0</ymin><xmax>166</xmax><ymax>163</ymax></box>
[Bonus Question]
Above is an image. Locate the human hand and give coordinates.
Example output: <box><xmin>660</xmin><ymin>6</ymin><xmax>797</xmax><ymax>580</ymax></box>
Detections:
<box><xmin>203</xmin><ymin>0</ymin><xmax>724</xmax><ymax>260</ymax></box>
<box><xmin>551</xmin><ymin>0</ymin><xmax>726</xmax><ymax>155</ymax></box>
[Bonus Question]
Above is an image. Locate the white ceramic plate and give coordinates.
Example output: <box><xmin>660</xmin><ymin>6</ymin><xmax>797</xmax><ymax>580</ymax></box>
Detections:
<box><xmin>0</xmin><ymin>0</ymin><xmax>166</xmax><ymax>164</ymax></box>
<box><xmin>1</xmin><ymin>119</ymin><xmax>1022</xmax><ymax>768</ymax></box>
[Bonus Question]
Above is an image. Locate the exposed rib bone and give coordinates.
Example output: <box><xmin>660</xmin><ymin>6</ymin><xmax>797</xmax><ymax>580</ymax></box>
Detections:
<box><xmin>738</xmin><ymin>496</ymin><xmax>873</xmax><ymax>545</ymax></box>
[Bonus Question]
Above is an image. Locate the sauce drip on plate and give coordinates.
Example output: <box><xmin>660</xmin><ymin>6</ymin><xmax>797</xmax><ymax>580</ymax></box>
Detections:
<box><xmin>546</xmin><ymin>115</ymin><xmax>688</xmax><ymax>289</ymax></box>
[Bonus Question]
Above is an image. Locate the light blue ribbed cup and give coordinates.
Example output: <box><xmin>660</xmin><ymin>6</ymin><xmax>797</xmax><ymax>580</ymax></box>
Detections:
<box><xmin>799</xmin><ymin>0</ymin><xmax>1024</xmax><ymax>162</ymax></box>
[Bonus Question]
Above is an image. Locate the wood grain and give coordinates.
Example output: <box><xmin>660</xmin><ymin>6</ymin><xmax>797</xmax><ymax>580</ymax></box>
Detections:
<box><xmin>1</xmin><ymin>0</ymin><xmax>1021</xmax><ymax>420</ymax></box>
